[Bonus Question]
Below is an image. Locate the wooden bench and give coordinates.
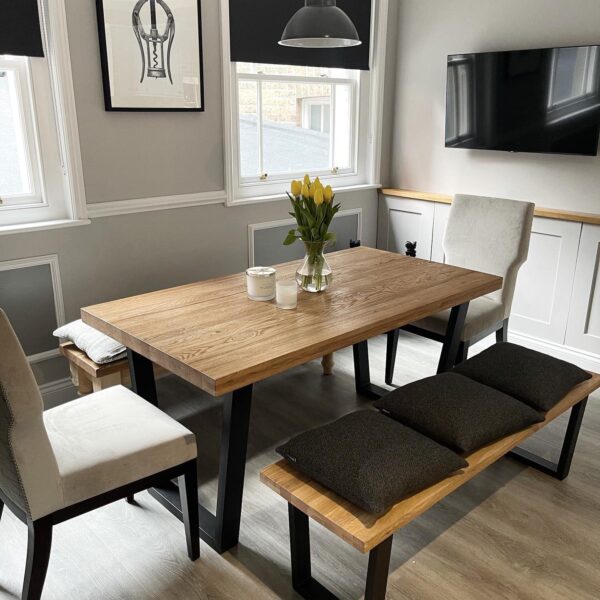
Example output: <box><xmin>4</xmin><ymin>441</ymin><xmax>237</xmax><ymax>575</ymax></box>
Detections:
<box><xmin>261</xmin><ymin>373</ymin><xmax>600</xmax><ymax>600</ymax></box>
<box><xmin>60</xmin><ymin>342</ymin><xmax>131</xmax><ymax>394</ymax></box>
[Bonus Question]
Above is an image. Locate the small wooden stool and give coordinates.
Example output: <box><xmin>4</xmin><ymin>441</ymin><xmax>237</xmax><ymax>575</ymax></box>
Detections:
<box><xmin>60</xmin><ymin>342</ymin><xmax>131</xmax><ymax>395</ymax></box>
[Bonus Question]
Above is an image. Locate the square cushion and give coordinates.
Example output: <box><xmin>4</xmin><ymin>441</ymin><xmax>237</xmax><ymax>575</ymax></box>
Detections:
<box><xmin>44</xmin><ymin>386</ymin><xmax>197</xmax><ymax>509</ymax></box>
<box><xmin>454</xmin><ymin>342</ymin><xmax>592</xmax><ymax>412</ymax></box>
<box><xmin>374</xmin><ymin>373</ymin><xmax>543</xmax><ymax>454</ymax></box>
<box><xmin>276</xmin><ymin>410</ymin><xmax>467</xmax><ymax>514</ymax></box>
<box><xmin>53</xmin><ymin>319</ymin><xmax>126</xmax><ymax>364</ymax></box>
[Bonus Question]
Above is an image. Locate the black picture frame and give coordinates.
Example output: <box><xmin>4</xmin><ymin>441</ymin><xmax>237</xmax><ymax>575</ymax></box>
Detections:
<box><xmin>96</xmin><ymin>0</ymin><xmax>205</xmax><ymax>112</ymax></box>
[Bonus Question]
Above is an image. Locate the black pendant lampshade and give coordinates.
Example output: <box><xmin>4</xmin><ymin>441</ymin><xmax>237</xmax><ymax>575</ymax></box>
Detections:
<box><xmin>279</xmin><ymin>0</ymin><xmax>362</xmax><ymax>48</ymax></box>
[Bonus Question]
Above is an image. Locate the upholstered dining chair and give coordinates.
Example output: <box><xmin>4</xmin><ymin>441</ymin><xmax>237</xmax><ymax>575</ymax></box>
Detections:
<box><xmin>0</xmin><ymin>309</ymin><xmax>200</xmax><ymax>600</ymax></box>
<box><xmin>386</xmin><ymin>194</ymin><xmax>535</xmax><ymax>382</ymax></box>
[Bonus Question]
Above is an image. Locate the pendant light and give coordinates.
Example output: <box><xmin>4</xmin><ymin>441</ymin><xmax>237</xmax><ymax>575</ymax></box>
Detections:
<box><xmin>279</xmin><ymin>0</ymin><xmax>362</xmax><ymax>48</ymax></box>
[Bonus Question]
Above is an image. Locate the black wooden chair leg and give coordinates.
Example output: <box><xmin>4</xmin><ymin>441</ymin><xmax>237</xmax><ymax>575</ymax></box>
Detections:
<box><xmin>179</xmin><ymin>460</ymin><xmax>200</xmax><ymax>561</ymax></box>
<box><xmin>23</xmin><ymin>519</ymin><xmax>53</xmax><ymax>600</ymax></box>
<box><xmin>496</xmin><ymin>318</ymin><xmax>509</xmax><ymax>343</ymax></box>
<box><xmin>385</xmin><ymin>330</ymin><xmax>400</xmax><ymax>385</ymax></box>
<box><xmin>126</xmin><ymin>495</ymin><xmax>135</xmax><ymax>504</ymax></box>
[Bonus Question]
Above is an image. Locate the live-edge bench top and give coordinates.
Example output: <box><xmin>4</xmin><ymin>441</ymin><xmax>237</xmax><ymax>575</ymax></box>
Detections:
<box><xmin>81</xmin><ymin>247</ymin><xmax>502</xmax><ymax>397</ymax></box>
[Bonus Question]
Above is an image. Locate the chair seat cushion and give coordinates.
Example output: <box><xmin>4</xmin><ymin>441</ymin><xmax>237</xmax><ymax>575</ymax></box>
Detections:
<box><xmin>44</xmin><ymin>386</ymin><xmax>197</xmax><ymax>509</ymax></box>
<box><xmin>413</xmin><ymin>296</ymin><xmax>505</xmax><ymax>342</ymax></box>
<box><xmin>454</xmin><ymin>342</ymin><xmax>592</xmax><ymax>412</ymax></box>
<box><xmin>374</xmin><ymin>373</ymin><xmax>544</xmax><ymax>454</ymax></box>
<box><xmin>276</xmin><ymin>410</ymin><xmax>467</xmax><ymax>514</ymax></box>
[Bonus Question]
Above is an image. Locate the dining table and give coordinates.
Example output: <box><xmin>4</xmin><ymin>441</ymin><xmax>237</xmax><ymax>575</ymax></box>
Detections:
<box><xmin>81</xmin><ymin>246</ymin><xmax>502</xmax><ymax>554</ymax></box>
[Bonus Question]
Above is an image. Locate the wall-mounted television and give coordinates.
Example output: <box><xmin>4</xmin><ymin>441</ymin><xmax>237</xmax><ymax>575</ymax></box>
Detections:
<box><xmin>445</xmin><ymin>45</ymin><xmax>600</xmax><ymax>156</ymax></box>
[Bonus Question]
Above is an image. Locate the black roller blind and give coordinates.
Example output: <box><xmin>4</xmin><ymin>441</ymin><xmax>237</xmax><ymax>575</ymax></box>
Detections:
<box><xmin>0</xmin><ymin>0</ymin><xmax>45</xmax><ymax>57</ymax></box>
<box><xmin>229</xmin><ymin>0</ymin><xmax>371</xmax><ymax>71</ymax></box>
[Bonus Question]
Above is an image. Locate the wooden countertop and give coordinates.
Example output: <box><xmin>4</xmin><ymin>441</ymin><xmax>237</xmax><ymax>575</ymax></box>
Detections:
<box><xmin>380</xmin><ymin>188</ymin><xmax>600</xmax><ymax>226</ymax></box>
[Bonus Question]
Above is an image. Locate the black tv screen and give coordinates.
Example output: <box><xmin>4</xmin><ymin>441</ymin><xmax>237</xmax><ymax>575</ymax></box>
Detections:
<box><xmin>445</xmin><ymin>46</ymin><xmax>600</xmax><ymax>156</ymax></box>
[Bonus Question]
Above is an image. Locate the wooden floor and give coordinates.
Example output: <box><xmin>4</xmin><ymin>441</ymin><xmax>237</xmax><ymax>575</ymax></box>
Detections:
<box><xmin>1</xmin><ymin>333</ymin><xmax>599</xmax><ymax>599</ymax></box>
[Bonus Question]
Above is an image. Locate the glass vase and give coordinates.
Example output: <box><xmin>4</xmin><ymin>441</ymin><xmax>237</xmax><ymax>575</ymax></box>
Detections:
<box><xmin>296</xmin><ymin>241</ymin><xmax>333</xmax><ymax>293</ymax></box>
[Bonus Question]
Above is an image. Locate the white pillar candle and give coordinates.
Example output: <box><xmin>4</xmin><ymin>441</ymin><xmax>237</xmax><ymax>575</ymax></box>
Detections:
<box><xmin>276</xmin><ymin>280</ymin><xmax>298</xmax><ymax>310</ymax></box>
<box><xmin>246</xmin><ymin>267</ymin><xmax>276</xmax><ymax>301</ymax></box>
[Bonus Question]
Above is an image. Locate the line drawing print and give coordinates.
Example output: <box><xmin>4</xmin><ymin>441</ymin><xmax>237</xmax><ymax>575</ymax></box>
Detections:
<box><xmin>132</xmin><ymin>0</ymin><xmax>176</xmax><ymax>84</ymax></box>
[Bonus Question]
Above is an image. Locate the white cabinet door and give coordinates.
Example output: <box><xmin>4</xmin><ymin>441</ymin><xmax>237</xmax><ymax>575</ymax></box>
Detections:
<box><xmin>565</xmin><ymin>224</ymin><xmax>600</xmax><ymax>355</ymax></box>
<box><xmin>431</xmin><ymin>202</ymin><xmax>451</xmax><ymax>263</ymax></box>
<box><xmin>510</xmin><ymin>217</ymin><xmax>581</xmax><ymax>344</ymax></box>
<box><xmin>377</xmin><ymin>196</ymin><xmax>434</xmax><ymax>259</ymax></box>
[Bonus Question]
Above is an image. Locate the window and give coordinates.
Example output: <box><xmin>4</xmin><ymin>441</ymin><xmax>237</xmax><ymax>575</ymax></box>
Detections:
<box><xmin>227</xmin><ymin>59</ymin><xmax>377</xmax><ymax>202</ymax></box>
<box><xmin>235</xmin><ymin>63</ymin><xmax>358</xmax><ymax>184</ymax></box>
<box><xmin>0</xmin><ymin>2</ymin><xmax>85</xmax><ymax>230</ymax></box>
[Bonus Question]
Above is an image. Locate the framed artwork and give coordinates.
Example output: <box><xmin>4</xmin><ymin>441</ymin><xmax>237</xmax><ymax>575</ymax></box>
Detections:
<box><xmin>96</xmin><ymin>0</ymin><xmax>204</xmax><ymax>111</ymax></box>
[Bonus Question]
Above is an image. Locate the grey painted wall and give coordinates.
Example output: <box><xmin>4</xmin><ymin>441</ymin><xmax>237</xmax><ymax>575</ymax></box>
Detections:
<box><xmin>66</xmin><ymin>0</ymin><xmax>224</xmax><ymax>203</ymax></box>
<box><xmin>390</xmin><ymin>0</ymin><xmax>600</xmax><ymax>213</ymax></box>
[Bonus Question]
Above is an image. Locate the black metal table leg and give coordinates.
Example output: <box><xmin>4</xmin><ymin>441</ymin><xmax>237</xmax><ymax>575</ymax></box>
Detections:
<box><xmin>353</xmin><ymin>340</ymin><xmax>389</xmax><ymax>400</ymax></box>
<box><xmin>288</xmin><ymin>504</ymin><xmax>392</xmax><ymax>600</ymax></box>
<box><xmin>128</xmin><ymin>350</ymin><xmax>253</xmax><ymax>554</ymax></box>
<box><xmin>128</xmin><ymin>349</ymin><xmax>158</xmax><ymax>406</ymax></box>
<box><xmin>437</xmin><ymin>302</ymin><xmax>469</xmax><ymax>374</ymax></box>
<box><xmin>509</xmin><ymin>398</ymin><xmax>588</xmax><ymax>480</ymax></box>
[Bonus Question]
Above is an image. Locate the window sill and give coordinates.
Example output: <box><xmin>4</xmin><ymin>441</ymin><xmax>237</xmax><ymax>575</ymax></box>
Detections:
<box><xmin>227</xmin><ymin>183</ymin><xmax>382</xmax><ymax>206</ymax></box>
<box><xmin>0</xmin><ymin>218</ymin><xmax>91</xmax><ymax>236</ymax></box>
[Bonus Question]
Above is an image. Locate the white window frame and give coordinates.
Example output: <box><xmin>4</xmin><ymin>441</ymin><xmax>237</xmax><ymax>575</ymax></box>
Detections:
<box><xmin>0</xmin><ymin>0</ymin><xmax>87</xmax><ymax>234</ymax></box>
<box><xmin>235</xmin><ymin>67</ymin><xmax>359</xmax><ymax>185</ymax></box>
<box><xmin>219</xmin><ymin>0</ymin><xmax>388</xmax><ymax>206</ymax></box>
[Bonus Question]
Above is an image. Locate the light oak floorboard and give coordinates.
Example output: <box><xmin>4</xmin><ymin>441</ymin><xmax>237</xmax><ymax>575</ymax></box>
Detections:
<box><xmin>0</xmin><ymin>333</ymin><xmax>598</xmax><ymax>599</ymax></box>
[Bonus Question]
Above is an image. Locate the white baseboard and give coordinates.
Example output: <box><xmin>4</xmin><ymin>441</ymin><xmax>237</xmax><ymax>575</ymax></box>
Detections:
<box><xmin>508</xmin><ymin>332</ymin><xmax>600</xmax><ymax>373</ymax></box>
<box><xmin>39</xmin><ymin>377</ymin><xmax>76</xmax><ymax>409</ymax></box>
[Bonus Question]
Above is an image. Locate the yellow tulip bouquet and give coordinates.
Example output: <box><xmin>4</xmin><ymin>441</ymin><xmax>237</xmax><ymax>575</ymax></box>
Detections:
<box><xmin>283</xmin><ymin>174</ymin><xmax>341</xmax><ymax>292</ymax></box>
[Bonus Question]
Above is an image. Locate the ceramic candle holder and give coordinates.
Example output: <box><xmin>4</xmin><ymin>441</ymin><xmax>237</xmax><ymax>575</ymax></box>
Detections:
<box><xmin>246</xmin><ymin>267</ymin><xmax>276</xmax><ymax>301</ymax></box>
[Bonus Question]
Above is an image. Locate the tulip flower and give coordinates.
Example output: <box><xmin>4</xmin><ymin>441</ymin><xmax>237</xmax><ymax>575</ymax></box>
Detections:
<box><xmin>303</xmin><ymin>174</ymin><xmax>311</xmax><ymax>187</ymax></box>
<box><xmin>291</xmin><ymin>180</ymin><xmax>302</xmax><ymax>197</ymax></box>
<box><xmin>301</xmin><ymin>183</ymin><xmax>310</xmax><ymax>198</ymax></box>
<box><xmin>324</xmin><ymin>185</ymin><xmax>334</xmax><ymax>203</ymax></box>
<box><xmin>314</xmin><ymin>177</ymin><xmax>322</xmax><ymax>190</ymax></box>
<box><xmin>314</xmin><ymin>186</ymin><xmax>324</xmax><ymax>206</ymax></box>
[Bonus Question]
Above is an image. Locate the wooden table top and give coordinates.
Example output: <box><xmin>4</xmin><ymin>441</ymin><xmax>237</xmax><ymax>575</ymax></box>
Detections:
<box><xmin>81</xmin><ymin>247</ymin><xmax>502</xmax><ymax>396</ymax></box>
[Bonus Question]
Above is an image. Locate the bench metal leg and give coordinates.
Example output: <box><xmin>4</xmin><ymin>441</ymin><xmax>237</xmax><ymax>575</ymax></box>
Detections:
<box><xmin>510</xmin><ymin>398</ymin><xmax>588</xmax><ymax>480</ymax></box>
<box><xmin>353</xmin><ymin>340</ymin><xmax>389</xmax><ymax>400</ymax></box>
<box><xmin>288</xmin><ymin>504</ymin><xmax>393</xmax><ymax>600</ymax></box>
<box><xmin>128</xmin><ymin>349</ymin><xmax>253</xmax><ymax>554</ymax></box>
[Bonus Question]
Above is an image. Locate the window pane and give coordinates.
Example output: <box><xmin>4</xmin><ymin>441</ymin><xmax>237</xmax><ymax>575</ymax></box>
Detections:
<box><xmin>236</xmin><ymin>62</ymin><xmax>354</xmax><ymax>79</ymax></box>
<box><xmin>238</xmin><ymin>80</ymin><xmax>259</xmax><ymax>178</ymax></box>
<box><xmin>0</xmin><ymin>70</ymin><xmax>31</xmax><ymax>196</ymax></box>
<box><xmin>262</xmin><ymin>81</ymin><xmax>331</xmax><ymax>175</ymax></box>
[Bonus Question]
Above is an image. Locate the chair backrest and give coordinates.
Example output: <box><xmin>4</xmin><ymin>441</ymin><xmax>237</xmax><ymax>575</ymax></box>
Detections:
<box><xmin>0</xmin><ymin>309</ymin><xmax>63</xmax><ymax>520</ymax></box>
<box><xmin>443</xmin><ymin>194</ymin><xmax>534</xmax><ymax>316</ymax></box>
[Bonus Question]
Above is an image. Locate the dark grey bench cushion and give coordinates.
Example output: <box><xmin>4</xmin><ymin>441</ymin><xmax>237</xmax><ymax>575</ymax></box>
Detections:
<box><xmin>454</xmin><ymin>342</ymin><xmax>592</xmax><ymax>412</ymax></box>
<box><xmin>276</xmin><ymin>410</ymin><xmax>467</xmax><ymax>514</ymax></box>
<box><xmin>374</xmin><ymin>373</ymin><xmax>543</xmax><ymax>454</ymax></box>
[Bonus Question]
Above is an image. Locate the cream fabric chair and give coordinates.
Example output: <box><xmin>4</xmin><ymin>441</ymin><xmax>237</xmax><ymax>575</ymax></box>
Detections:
<box><xmin>386</xmin><ymin>194</ymin><xmax>535</xmax><ymax>381</ymax></box>
<box><xmin>0</xmin><ymin>309</ymin><xmax>199</xmax><ymax>600</ymax></box>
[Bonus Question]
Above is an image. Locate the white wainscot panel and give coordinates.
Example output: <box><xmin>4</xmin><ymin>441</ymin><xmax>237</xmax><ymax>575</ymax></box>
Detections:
<box><xmin>566</xmin><ymin>224</ymin><xmax>600</xmax><ymax>355</ymax></box>
<box><xmin>510</xmin><ymin>217</ymin><xmax>581</xmax><ymax>344</ymax></box>
<box><xmin>377</xmin><ymin>196</ymin><xmax>434</xmax><ymax>260</ymax></box>
<box><xmin>431</xmin><ymin>202</ymin><xmax>451</xmax><ymax>263</ymax></box>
